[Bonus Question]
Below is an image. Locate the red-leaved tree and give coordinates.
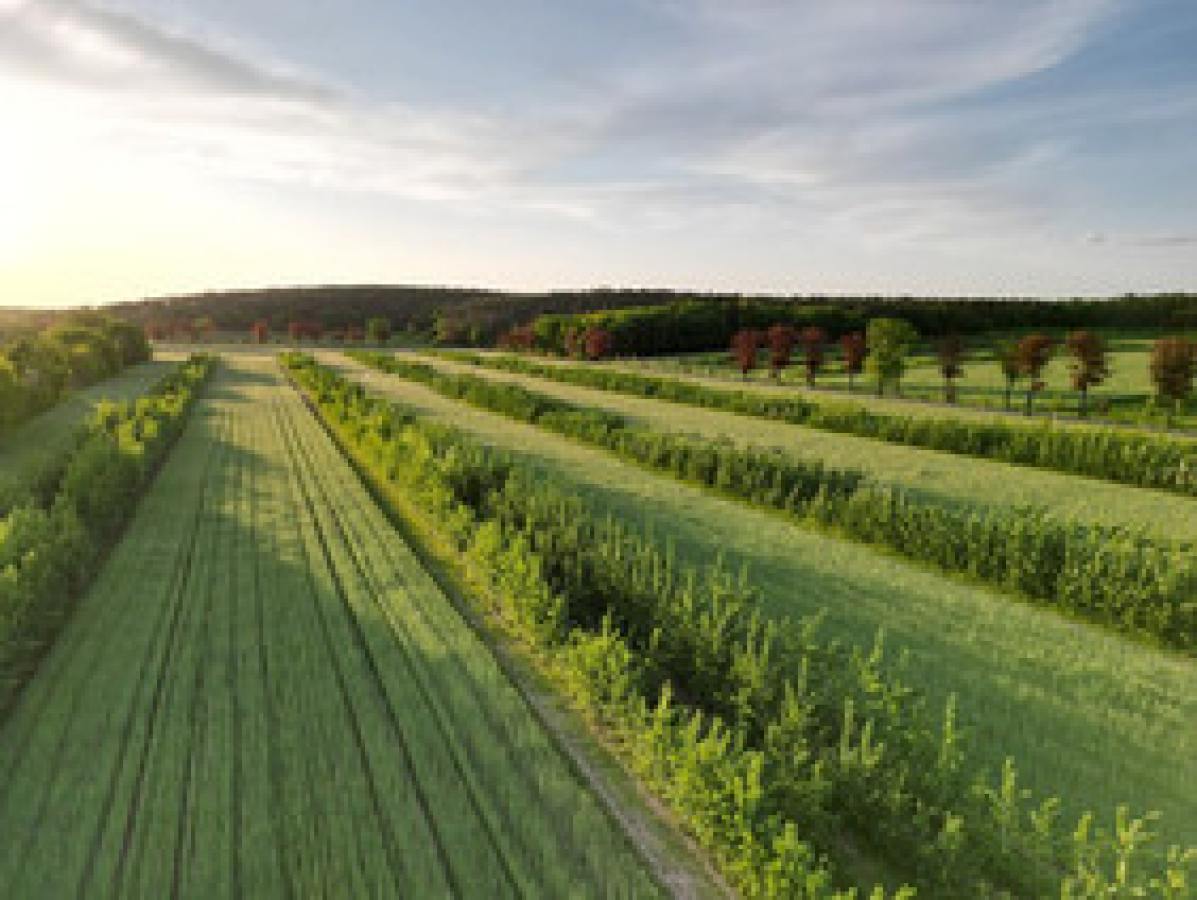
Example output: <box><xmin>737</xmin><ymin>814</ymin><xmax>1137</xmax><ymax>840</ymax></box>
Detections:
<box><xmin>583</xmin><ymin>326</ymin><xmax>613</xmax><ymax>360</ymax></box>
<box><xmin>249</xmin><ymin>320</ymin><xmax>270</xmax><ymax>345</ymax></box>
<box><xmin>1015</xmin><ymin>333</ymin><xmax>1056</xmax><ymax>415</ymax></box>
<box><xmin>935</xmin><ymin>335</ymin><xmax>965</xmax><ymax>403</ymax></box>
<box><xmin>498</xmin><ymin>324</ymin><xmax>536</xmax><ymax>352</ymax></box>
<box><xmin>840</xmin><ymin>332</ymin><xmax>866</xmax><ymax>391</ymax></box>
<box><xmin>1150</xmin><ymin>337</ymin><xmax>1197</xmax><ymax>424</ymax></box>
<box><xmin>765</xmin><ymin>324</ymin><xmax>797</xmax><ymax>378</ymax></box>
<box><xmin>730</xmin><ymin>329</ymin><xmax>761</xmax><ymax>378</ymax></box>
<box><xmin>798</xmin><ymin>326</ymin><xmax>827</xmax><ymax>386</ymax></box>
<box><xmin>1064</xmin><ymin>330</ymin><xmax>1110</xmax><ymax>416</ymax></box>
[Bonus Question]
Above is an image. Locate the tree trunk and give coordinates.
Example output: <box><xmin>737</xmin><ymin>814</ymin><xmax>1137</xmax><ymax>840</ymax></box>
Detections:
<box><xmin>1025</xmin><ymin>390</ymin><xmax>1033</xmax><ymax>416</ymax></box>
<box><xmin>1004</xmin><ymin>382</ymin><xmax>1012</xmax><ymax>410</ymax></box>
<box><xmin>1079</xmin><ymin>387</ymin><xmax>1088</xmax><ymax>417</ymax></box>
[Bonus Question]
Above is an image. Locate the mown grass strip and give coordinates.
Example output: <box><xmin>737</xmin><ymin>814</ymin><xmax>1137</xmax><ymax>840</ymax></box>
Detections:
<box><xmin>442</xmin><ymin>350</ymin><xmax>1197</xmax><ymax>498</ymax></box>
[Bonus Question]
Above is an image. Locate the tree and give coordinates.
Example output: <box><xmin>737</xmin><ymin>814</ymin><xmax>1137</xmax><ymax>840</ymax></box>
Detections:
<box><xmin>193</xmin><ymin>316</ymin><xmax>215</xmax><ymax>342</ymax></box>
<box><xmin>497</xmin><ymin>324</ymin><xmax>535</xmax><ymax>352</ymax></box>
<box><xmin>1150</xmin><ymin>337</ymin><xmax>1197</xmax><ymax>424</ymax></box>
<box><xmin>765</xmin><ymin>324</ymin><xmax>797</xmax><ymax>379</ymax></box>
<box><xmin>730</xmin><ymin>329</ymin><xmax>761</xmax><ymax>378</ymax></box>
<box><xmin>249</xmin><ymin>321</ymin><xmax>270</xmax><ymax>344</ymax></box>
<box><xmin>563</xmin><ymin>327</ymin><xmax>582</xmax><ymax>359</ymax></box>
<box><xmin>798</xmin><ymin>326</ymin><xmax>827</xmax><ymax>386</ymax></box>
<box><xmin>865</xmin><ymin>318</ymin><xmax>918</xmax><ymax>396</ymax></box>
<box><xmin>995</xmin><ymin>340</ymin><xmax>1022</xmax><ymax>411</ymax></box>
<box><xmin>582</xmin><ymin>326</ymin><xmax>613</xmax><ymax>360</ymax></box>
<box><xmin>346</xmin><ymin>324</ymin><xmax>365</xmax><ymax>342</ymax></box>
<box><xmin>1014</xmin><ymin>333</ymin><xmax>1056</xmax><ymax>415</ymax></box>
<box><xmin>840</xmin><ymin>332</ymin><xmax>866</xmax><ymax>392</ymax></box>
<box><xmin>1064</xmin><ymin>330</ymin><xmax>1109</xmax><ymax>416</ymax></box>
<box><xmin>366</xmin><ymin>317</ymin><xmax>392</xmax><ymax>344</ymax></box>
<box><xmin>935</xmin><ymin>335</ymin><xmax>965</xmax><ymax>403</ymax></box>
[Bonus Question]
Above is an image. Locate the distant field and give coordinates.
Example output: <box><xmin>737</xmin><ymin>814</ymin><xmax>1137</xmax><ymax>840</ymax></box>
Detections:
<box><xmin>331</xmin><ymin>352</ymin><xmax>1197</xmax><ymax>849</ymax></box>
<box><xmin>0</xmin><ymin>356</ymin><xmax>659</xmax><ymax>897</ymax></box>
<box><xmin>421</xmin><ymin>353</ymin><xmax>1197</xmax><ymax>543</ymax></box>
<box><xmin>632</xmin><ymin>330</ymin><xmax>1197</xmax><ymax>428</ymax></box>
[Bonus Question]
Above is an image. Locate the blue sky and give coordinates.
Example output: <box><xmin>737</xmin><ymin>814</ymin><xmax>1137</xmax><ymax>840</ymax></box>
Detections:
<box><xmin>1</xmin><ymin>0</ymin><xmax>1195</xmax><ymax>305</ymax></box>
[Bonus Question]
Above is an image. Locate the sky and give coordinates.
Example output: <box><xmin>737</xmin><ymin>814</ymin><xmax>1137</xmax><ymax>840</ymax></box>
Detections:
<box><xmin>1</xmin><ymin>0</ymin><xmax>1195</xmax><ymax>307</ymax></box>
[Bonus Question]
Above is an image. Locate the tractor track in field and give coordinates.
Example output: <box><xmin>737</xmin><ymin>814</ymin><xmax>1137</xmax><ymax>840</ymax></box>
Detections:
<box><xmin>102</xmin><ymin>410</ymin><xmax>229</xmax><ymax>899</ymax></box>
<box><xmin>249</xmin><ymin>409</ymin><xmax>297</xmax><ymax>900</ymax></box>
<box><xmin>282</xmin><ymin>387</ymin><xmax>635</xmax><ymax>889</ymax></box>
<box><xmin>277</xmin><ymin>393</ymin><xmax>530</xmax><ymax>896</ymax></box>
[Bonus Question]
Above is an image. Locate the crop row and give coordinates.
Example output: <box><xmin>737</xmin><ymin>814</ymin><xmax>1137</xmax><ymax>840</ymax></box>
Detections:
<box><xmin>0</xmin><ymin>354</ymin><xmax>216</xmax><ymax>716</ymax></box>
<box><xmin>440</xmin><ymin>350</ymin><xmax>1197</xmax><ymax>498</ymax></box>
<box><xmin>351</xmin><ymin>352</ymin><xmax>1197</xmax><ymax>650</ymax></box>
<box><xmin>288</xmin><ymin>353</ymin><xmax>1197</xmax><ymax>897</ymax></box>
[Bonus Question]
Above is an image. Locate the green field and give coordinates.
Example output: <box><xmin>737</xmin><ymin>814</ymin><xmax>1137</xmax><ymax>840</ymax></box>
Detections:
<box><xmin>629</xmin><ymin>331</ymin><xmax>1197</xmax><ymax>429</ymax></box>
<box><xmin>421</xmin><ymin>352</ymin><xmax>1197</xmax><ymax>544</ymax></box>
<box><xmin>0</xmin><ymin>356</ymin><xmax>663</xmax><ymax>897</ymax></box>
<box><xmin>329</xmin><ymin>351</ymin><xmax>1197</xmax><ymax>851</ymax></box>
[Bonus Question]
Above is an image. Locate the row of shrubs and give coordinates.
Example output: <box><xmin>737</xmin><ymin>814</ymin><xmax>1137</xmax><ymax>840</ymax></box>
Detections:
<box><xmin>0</xmin><ymin>315</ymin><xmax>151</xmax><ymax>435</ymax></box>
<box><xmin>0</xmin><ymin>355</ymin><xmax>216</xmax><ymax>714</ymax></box>
<box><xmin>351</xmin><ymin>352</ymin><xmax>1197</xmax><ymax>650</ymax></box>
<box><xmin>286</xmin><ymin>352</ymin><xmax>1196</xmax><ymax>898</ymax></box>
<box><xmin>443</xmin><ymin>350</ymin><xmax>1197</xmax><ymax>497</ymax></box>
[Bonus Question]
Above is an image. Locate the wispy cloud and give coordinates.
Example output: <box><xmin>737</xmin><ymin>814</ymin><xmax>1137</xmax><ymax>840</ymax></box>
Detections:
<box><xmin>1</xmin><ymin>0</ymin><xmax>1193</xmax><ymax>301</ymax></box>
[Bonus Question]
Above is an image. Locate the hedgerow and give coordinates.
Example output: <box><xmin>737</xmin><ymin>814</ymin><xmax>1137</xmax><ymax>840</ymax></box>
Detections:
<box><xmin>285</xmin><ymin>352</ymin><xmax>1197</xmax><ymax>898</ymax></box>
<box><xmin>446</xmin><ymin>350</ymin><xmax>1197</xmax><ymax>498</ymax></box>
<box><xmin>351</xmin><ymin>352</ymin><xmax>1197</xmax><ymax>650</ymax></box>
<box><xmin>0</xmin><ymin>355</ymin><xmax>215</xmax><ymax>712</ymax></box>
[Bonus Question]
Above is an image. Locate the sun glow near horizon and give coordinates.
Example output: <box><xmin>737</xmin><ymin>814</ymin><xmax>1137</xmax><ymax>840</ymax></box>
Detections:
<box><xmin>1</xmin><ymin>0</ymin><xmax>1195</xmax><ymax>306</ymax></box>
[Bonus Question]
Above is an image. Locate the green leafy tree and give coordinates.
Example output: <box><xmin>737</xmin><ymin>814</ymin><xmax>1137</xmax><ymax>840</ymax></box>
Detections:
<box><xmin>865</xmin><ymin>318</ymin><xmax>918</xmax><ymax>396</ymax></box>
<box><xmin>366</xmin><ymin>317</ymin><xmax>392</xmax><ymax>344</ymax></box>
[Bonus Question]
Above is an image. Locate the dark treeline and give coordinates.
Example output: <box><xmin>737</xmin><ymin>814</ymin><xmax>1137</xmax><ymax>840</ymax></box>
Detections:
<box><xmin>39</xmin><ymin>286</ymin><xmax>1197</xmax><ymax>351</ymax></box>
<box><xmin>111</xmin><ymin>285</ymin><xmax>676</xmax><ymax>342</ymax></box>
<box><xmin>527</xmin><ymin>294</ymin><xmax>1197</xmax><ymax>356</ymax></box>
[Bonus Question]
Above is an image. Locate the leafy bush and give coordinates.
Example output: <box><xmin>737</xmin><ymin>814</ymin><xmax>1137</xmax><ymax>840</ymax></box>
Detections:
<box><xmin>0</xmin><ymin>355</ymin><xmax>215</xmax><ymax>713</ymax></box>
<box><xmin>285</xmin><ymin>352</ymin><xmax>1197</xmax><ymax>898</ymax></box>
<box><xmin>0</xmin><ymin>315</ymin><xmax>150</xmax><ymax>438</ymax></box>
